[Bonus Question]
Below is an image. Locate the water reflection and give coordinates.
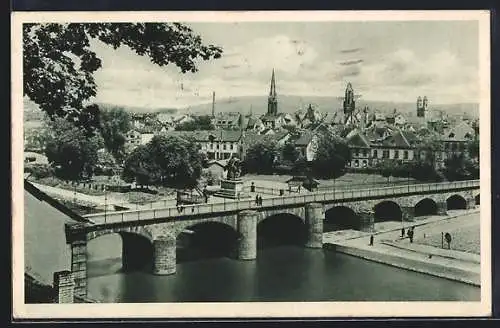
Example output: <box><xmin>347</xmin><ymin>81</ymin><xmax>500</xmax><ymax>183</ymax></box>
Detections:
<box><xmin>86</xmin><ymin>234</ymin><xmax>480</xmax><ymax>303</ymax></box>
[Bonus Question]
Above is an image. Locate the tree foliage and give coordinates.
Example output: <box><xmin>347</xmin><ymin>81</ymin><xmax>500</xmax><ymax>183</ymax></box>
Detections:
<box><xmin>44</xmin><ymin>117</ymin><xmax>104</xmax><ymax>180</ymax></box>
<box><xmin>99</xmin><ymin>107</ymin><xmax>131</xmax><ymax>161</ymax></box>
<box><xmin>311</xmin><ymin>131</ymin><xmax>351</xmax><ymax>179</ymax></box>
<box><xmin>23</xmin><ymin>23</ymin><xmax>223</xmax><ymax>127</ymax></box>
<box><xmin>175</xmin><ymin>115</ymin><xmax>214</xmax><ymax>131</ymax></box>
<box><xmin>441</xmin><ymin>154</ymin><xmax>479</xmax><ymax>181</ymax></box>
<box><xmin>122</xmin><ymin>135</ymin><xmax>203</xmax><ymax>189</ymax></box>
<box><xmin>243</xmin><ymin>139</ymin><xmax>279</xmax><ymax>174</ymax></box>
<box><xmin>281</xmin><ymin>142</ymin><xmax>301</xmax><ymax>164</ymax></box>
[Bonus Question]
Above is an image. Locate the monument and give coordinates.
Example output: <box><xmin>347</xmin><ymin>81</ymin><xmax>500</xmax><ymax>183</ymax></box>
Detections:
<box><xmin>215</xmin><ymin>157</ymin><xmax>249</xmax><ymax>199</ymax></box>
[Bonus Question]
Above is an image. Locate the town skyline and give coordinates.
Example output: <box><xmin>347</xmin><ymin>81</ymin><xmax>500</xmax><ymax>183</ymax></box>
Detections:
<box><xmin>85</xmin><ymin>20</ymin><xmax>479</xmax><ymax>110</ymax></box>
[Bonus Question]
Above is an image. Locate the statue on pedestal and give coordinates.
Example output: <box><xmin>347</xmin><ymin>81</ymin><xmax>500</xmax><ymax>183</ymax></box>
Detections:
<box><xmin>226</xmin><ymin>157</ymin><xmax>241</xmax><ymax>180</ymax></box>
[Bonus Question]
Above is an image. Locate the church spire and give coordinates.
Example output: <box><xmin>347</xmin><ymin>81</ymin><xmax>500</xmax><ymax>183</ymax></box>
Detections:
<box><xmin>267</xmin><ymin>69</ymin><xmax>278</xmax><ymax>116</ymax></box>
<box><xmin>269</xmin><ymin>68</ymin><xmax>276</xmax><ymax>97</ymax></box>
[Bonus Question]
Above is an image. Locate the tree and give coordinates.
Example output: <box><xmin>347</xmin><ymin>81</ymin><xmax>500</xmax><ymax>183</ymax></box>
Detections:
<box><xmin>147</xmin><ymin>135</ymin><xmax>204</xmax><ymax>188</ymax></box>
<box><xmin>122</xmin><ymin>135</ymin><xmax>204</xmax><ymax>189</ymax></box>
<box><xmin>243</xmin><ymin>139</ymin><xmax>279</xmax><ymax>174</ymax></box>
<box><xmin>281</xmin><ymin>142</ymin><xmax>301</xmax><ymax>164</ymax></box>
<box><xmin>311</xmin><ymin>131</ymin><xmax>351</xmax><ymax>179</ymax></box>
<box><xmin>44</xmin><ymin>117</ymin><xmax>103</xmax><ymax>180</ymax></box>
<box><xmin>122</xmin><ymin>145</ymin><xmax>159</xmax><ymax>187</ymax></box>
<box><xmin>410</xmin><ymin>161</ymin><xmax>443</xmax><ymax>182</ymax></box>
<box><xmin>175</xmin><ymin>115</ymin><xmax>214</xmax><ymax>131</ymax></box>
<box><xmin>467</xmin><ymin>137</ymin><xmax>480</xmax><ymax>160</ymax></box>
<box><xmin>441</xmin><ymin>154</ymin><xmax>479</xmax><ymax>181</ymax></box>
<box><xmin>99</xmin><ymin>107</ymin><xmax>131</xmax><ymax>162</ymax></box>
<box><xmin>23</xmin><ymin>23</ymin><xmax>223</xmax><ymax>128</ymax></box>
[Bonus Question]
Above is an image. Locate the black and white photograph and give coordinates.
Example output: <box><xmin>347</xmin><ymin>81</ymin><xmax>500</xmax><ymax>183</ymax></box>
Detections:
<box><xmin>12</xmin><ymin>10</ymin><xmax>491</xmax><ymax>318</ymax></box>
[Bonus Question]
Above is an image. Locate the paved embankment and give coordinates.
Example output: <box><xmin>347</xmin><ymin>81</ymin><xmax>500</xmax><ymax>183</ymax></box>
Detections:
<box><xmin>324</xmin><ymin>210</ymin><xmax>481</xmax><ymax>286</ymax></box>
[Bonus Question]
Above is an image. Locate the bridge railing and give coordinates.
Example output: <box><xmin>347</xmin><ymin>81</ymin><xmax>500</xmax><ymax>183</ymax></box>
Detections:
<box><xmin>82</xmin><ymin>179</ymin><xmax>479</xmax><ymax>225</ymax></box>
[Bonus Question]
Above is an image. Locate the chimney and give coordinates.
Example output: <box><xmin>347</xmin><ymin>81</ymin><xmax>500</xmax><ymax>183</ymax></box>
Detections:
<box><xmin>212</xmin><ymin>91</ymin><xmax>216</xmax><ymax>118</ymax></box>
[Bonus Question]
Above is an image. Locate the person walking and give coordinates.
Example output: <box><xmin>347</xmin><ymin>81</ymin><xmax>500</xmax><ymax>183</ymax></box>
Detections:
<box><xmin>401</xmin><ymin>227</ymin><xmax>405</xmax><ymax>238</ymax></box>
<box><xmin>255</xmin><ymin>194</ymin><xmax>259</xmax><ymax>206</ymax></box>
<box><xmin>258</xmin><ymin>195</ymin><xmax>262</xmax><ymax>206</ymax></box>
<box><xmin>369</xmin><ymin>235</ymin><xmax>374</xmax><ymax>246</ymax></box>
<box><xmin>408</xmin><ymin>228</ymin><xmax>414</xmax><ymax>243</ymax></box>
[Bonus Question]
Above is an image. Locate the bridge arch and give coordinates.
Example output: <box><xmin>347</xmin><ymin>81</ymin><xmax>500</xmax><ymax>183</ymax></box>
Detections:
<box><xmin>373</xmin><ymin>200</ymin><xmax>402</xmax><ymax>222</ymax></box>
<box><xmin>86</xmin><ymin>229</ymin><xmax>154</xmax><ymax>273</ymax></box>
<box><xmin>258</xmin><ymin>213</ymin><xmax>307</xmax><ymax>248</ymax></box>
<box><xmin>446</xmin><ymin>194</ymin><xmax>467</xmax><ymax>210</ymax></box>
<box><xmin>324</xmin><ymin>206</ymin><xmax>359</xmax><ymax>231</ymax></box>
<box><xmin>414</xmin><ymin>198</ymin><xmax>438</xmax><ymax>217</ymax></box>
<box><xmin>176</xmin><ymin>221</ymin><xmax>239</xmax><ymax>262</ymax></box>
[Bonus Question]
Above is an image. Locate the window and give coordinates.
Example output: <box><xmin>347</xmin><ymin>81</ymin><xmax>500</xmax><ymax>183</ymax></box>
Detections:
<box><xmin>383</xmin><ymin>150</ymin><xmax>389</xmax><ymax>159</ymax></box>
<box><xmin>223</xmin><ymin>143</ymin><xmax>226</xmax><ymax>150</ymax></box>
<box><xmin>216</xmin><ymin>143</ymin><xmax>220</xmax><ymax>149</ymax></box>
<box><xmin>362</xmin><ymin>149</ymin><xmax>368</xmax><ymax>157</ymax></box>
<box><xmin>403</xmin><ymin>150</ymin><xmax>408</xmax><ymax>159</ymax></box>
<box><xmin>354</xmin><ymin>159</ymin><xmax>359</xmax><ymax>167</ymax></box>
<box><xmin>373</xmin><ymin>149</ymin><xmax>378</xmax><ymax>158</ymax></box>
<box><xmin>362</xmin><ymin>160</ymin><xmax>368</xmax><ymax>168</ymax></box>
<box><xmin>394</xmin><ymin>150</ymin><xmax>399</xmax><ymax>159</ymax></box>
<box><xmin>353</xmin><ymin>149</ymin><xmax>359</xmax><ymax>157</ymax></box>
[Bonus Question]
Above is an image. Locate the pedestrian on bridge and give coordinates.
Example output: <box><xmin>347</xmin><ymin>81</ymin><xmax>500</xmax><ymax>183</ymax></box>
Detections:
<box><xmin>255</xmin><ymin>194</ymin><xmax>259</xmax><ymax>206</ymax></box>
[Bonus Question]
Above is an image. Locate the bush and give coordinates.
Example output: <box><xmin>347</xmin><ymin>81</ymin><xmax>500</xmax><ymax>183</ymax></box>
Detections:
<box><xmin>25</xmin><ymin>164</ymin><xmax>53</xmax><ymax>179</ymax></box>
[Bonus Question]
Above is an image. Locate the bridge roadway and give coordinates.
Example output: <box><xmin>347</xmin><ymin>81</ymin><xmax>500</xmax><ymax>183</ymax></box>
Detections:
<box><xmin>82</xmin><ymin>179</ymin><xmax>480</xmax><ymax>226</ymax></box>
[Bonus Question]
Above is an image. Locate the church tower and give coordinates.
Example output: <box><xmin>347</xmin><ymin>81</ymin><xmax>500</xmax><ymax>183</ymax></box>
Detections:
<box><xmin>343</xmin><ymin>82</ymin><xmax>356</xmax><ymax>124</ymax></box>
<box><xmin>417</xmin><ymin>96</ymin><xmax>425</xmax><ymax>117</ymax></box>
<box><xmin>267</xmin><ymin>69</ymin><xmax>278</xmax><ymax>116</ymax></box>
<box><xmin>423</xmin><ymin>96</ymin><xmax>429</xmax><ymax>111</ymax></box>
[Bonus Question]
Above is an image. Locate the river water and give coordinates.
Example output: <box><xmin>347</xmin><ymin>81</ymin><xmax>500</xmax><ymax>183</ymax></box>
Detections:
<box><xmin>86</xmin><ymin>235</ymin><xmax>480</xmax><ymax>303</ymax></box>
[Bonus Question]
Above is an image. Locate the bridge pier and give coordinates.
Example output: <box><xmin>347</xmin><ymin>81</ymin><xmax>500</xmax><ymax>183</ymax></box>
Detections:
<box><xmin>466</xmin><ymin>198</ymin><xmax>476</xmax><ymax>210</ymax></box>
<box><xmin>358</xmin><ymin>210</ymin><xmax>374</xmax><ymax>232</ymax></box>
<box><xmin>53</xmin><ymin>270</ymin><xmax>75</xmax><ymax>303</ymax></box>
<box><xmin>401</xmin><ymin>206</ymin><xmax>415</xmax><ymax>222</ymax></box>
<box><xmin>305</xmin><ymin>203</ymin><xmax>324</xmax><ymax>248</ymax></box>
<box><xmin>70</xmin><ymin>239</ymin><xmax>88</xmax><ymax>299</ymax></box>
<box><xmin>436</xmin><ymin>201</ymin><xmax>448</xmax><ymax>215</ymax></box>
<box><xmin>153</xmin><ymin>235</ymin><xmax>176</xmax><ymax>275</ymax></box>
<box><xmin>237</xmin><ymin>210</ymin><xmax>258</xmax><ymax>260</ymax></box>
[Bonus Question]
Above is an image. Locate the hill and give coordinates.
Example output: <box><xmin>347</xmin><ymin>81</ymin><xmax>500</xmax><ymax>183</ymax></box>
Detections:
<box><xmin>180</xmin><ymin>95</ymin><xmax>479</xmax><ymax>119</ymax></box>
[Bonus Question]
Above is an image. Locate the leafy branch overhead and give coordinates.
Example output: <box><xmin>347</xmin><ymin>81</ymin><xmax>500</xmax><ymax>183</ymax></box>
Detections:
<box><xmin>23</xmin><ymin>23</ymin><xmax>223</xmax><ymax>125</ymax></box>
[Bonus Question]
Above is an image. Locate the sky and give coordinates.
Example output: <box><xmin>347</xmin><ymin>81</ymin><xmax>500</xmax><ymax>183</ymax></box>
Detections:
<box><xmin>90</xmin><ymin>20</ymin><xmax>480</xmax><ymax>109</ymax></box>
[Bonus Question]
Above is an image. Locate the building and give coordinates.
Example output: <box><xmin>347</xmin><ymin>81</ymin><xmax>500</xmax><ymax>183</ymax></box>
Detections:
<box><xmin>214</xmin><ymin>112</ymin><xmax>242</xmax><ymax>130</ymax></box>
<box><xmin>293</xmin><ymin>130</ymin><xmax>319</xmax><ymax>162</ymax></box>
<box><xmin>162</xmin><ymin>130</ymin><xmax>244</xmax><ymax>161</ymax></box>
<box><xmin>243</xmin><ymin>115</ymin><xmax>265</xmax><ymax>132</ymax></box>
<box><xmin>395</xmin><ymin>113</ymin><xmax>407</xmax><ymax>126</ymax></box>
<box><xmin>346</xmin><ymin>128</ymin><xmax>420</xmax><ymax>169</ymax></box>
<box><xmin>440</xmin><ymin>121</ymin><xmax>475</xmax><ymax>159</ymax></box>
<box><xmin>124</xmin><ymin>129</ymin><xmax>142</xmax><ymax>151</ymax></box>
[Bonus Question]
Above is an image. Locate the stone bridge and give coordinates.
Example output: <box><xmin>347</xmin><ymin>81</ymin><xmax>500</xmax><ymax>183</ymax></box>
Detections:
<box><xmin>64</xmin><ymin>180</ymin><xmax>479</xmax><ymax>298</ymax></box>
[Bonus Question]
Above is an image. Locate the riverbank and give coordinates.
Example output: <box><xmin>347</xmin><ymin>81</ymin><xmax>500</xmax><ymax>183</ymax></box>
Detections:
<box><xmin>324</xmin><ymin>210</ymin><xmax>481</xmax><ymax>287</ymax></box>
